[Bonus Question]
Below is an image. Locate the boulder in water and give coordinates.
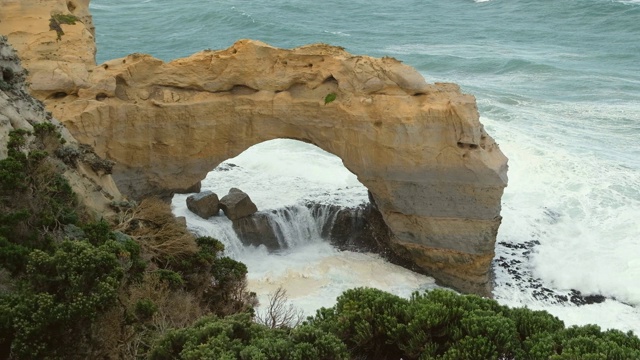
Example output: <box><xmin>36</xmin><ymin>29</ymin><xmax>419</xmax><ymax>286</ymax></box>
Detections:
<box><xmin>232</xmin><ymin>211</ymin><xmax>282</xmax><ymax>250</ymax></box>
<box><xmin>186</xmin><ymin>191</ymin><xmax>220</xmax><ymax>218</ymax></box>
<box><xmin>220</xmin><ymin>188</ymin><xmax>258</xmax><ymax>220</ymax></box>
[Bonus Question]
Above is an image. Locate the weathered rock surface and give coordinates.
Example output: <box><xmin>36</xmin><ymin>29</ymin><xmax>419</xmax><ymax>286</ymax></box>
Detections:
<box><xmin>0</xmin><ymin>0</ymin><xmax>95</xmax><ymax>100</ymax></box>
<box><xmin>186</xmin><ymin>191</ymin><xmax>219</xmax><ymax>219</ymax></box>
<box><xmin>220</xmin><ymin>188</ymin><xmax>258</xmax><ymax>221</ymax></box>
<box><xmin>0</xmin><ymin>35</ymin><xmax>121</xmax><ymax>219</ymax></box>
<box><xmin>1</xmin><ymin>0</ymin><xmax>509</xmax><ymax>296</ymax></box>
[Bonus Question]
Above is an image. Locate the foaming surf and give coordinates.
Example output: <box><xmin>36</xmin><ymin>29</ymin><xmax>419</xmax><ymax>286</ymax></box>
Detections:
<box><xmin>483</xmin><ymin>114</ymin><xmax>640</xmax><ymax>334</ymax></box>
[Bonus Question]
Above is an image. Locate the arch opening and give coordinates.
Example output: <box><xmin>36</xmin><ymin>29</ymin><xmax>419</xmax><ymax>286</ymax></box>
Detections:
<box><xmin>171</xmin><ymin>138</ymin><xmax>437</xmax><ymax>316</ymax></box>
<box><xmin>172</xmin><ymin>138</ymin><xmax>384</xmax><ymax>253</ymax></box>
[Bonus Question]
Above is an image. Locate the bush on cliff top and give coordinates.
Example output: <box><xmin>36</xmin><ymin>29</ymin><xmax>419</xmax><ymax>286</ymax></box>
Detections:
<box><xmin>307</xmin><ymin>288</ymin><xmax>640</xmax><ymax>360</ymax></box>
<box><xmin>148</xmin><ymin>287</ymin><xmax>640</xmax><ymax>359</ymax></box>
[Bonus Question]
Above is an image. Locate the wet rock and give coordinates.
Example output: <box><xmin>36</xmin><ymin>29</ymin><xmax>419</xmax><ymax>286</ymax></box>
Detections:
<box><xmin>219</xmin><ymin>188</ymin><xmax>258</xmax><ymax>220</ymax></box>
<box><xmin>495</xmin><ymin>239</ymin><xmax>610</xmax><ymax>306</ymax></box>
<box><xmin>307</xmin><ymin>203</ymin><xmax>387</xmax><ymax>253</ymax></box>
<box><xmin>232</xmin><ymin>212</ymin><xmax>281</xmax><ymax>250</ymax></box>
<box><xmin>186</xmin><ymin>191</ymin><xmax>219</xmax><ymax>219</ymax></box>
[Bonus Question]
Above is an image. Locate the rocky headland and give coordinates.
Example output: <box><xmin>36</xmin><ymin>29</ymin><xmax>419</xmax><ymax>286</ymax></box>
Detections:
<box><xmin>0</xmin><ymin>0</ymin><xmax>509</xmax><ymax>296</ymax></box>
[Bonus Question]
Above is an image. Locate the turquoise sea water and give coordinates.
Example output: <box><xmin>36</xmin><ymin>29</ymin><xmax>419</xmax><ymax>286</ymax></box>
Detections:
<box><xmin>92</xmin><ymin>0</ymin><xmax>640</xmax><ymax>332</ymax></box>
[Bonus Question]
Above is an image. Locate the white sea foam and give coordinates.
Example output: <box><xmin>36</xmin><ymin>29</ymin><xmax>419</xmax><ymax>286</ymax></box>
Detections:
<box><xmin>482</xmin><ymin>113</ymin><xmax>640</xmax><ymax>333</ymax></box>
<box><xmin>243</xmin><ymin>242</ymin><xmax>437</xmax><ymax>317</ymax></box>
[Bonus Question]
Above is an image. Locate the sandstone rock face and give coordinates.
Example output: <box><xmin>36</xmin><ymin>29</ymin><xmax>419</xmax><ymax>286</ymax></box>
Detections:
<box><xmin>0</xmin><ymin>0</ymin><xmax>95</xmax><ymax>99</ymax></box>
<box><xmin>0</xmin><ymin>36</ymin><xmax>121</xmax><ymax>219</ymax></box>
<box><xmin>1</xmin><ymin>0</ymin><xmax>509</xmax><ymax>296</ymax></box>
<box><xmin>186</xmin><ymin>191</ymin><xmax>220</xmax><ymax>219</ymax></box>
<box><xmin>220</xmin><ymin>188</ymin><xmax>259</xmax><ymax>221</ymax></box>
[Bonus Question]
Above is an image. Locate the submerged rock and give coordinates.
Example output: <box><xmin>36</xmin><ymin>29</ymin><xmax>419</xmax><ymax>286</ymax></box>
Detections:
<box><xmin>186</xmin><ymin>191</ymin><xmax>220</xmax><ymax>219</ymax></box>
<box><xmin>219</xmin><ymin>188</ymin><xmax>258</xmax><ymax>220</ymax></box>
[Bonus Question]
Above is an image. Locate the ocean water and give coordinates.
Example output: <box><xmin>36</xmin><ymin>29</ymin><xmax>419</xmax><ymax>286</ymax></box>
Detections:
<box><xmin>91</xmin><ymin>0</ymin><xmax>640</xmax><ymax>333</ymax></box>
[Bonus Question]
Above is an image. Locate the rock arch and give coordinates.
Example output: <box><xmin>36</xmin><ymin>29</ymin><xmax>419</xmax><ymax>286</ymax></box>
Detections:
<box><xmin>49</xmin><ymin>40</ymin><xmax>508</xmax><ymax>296</ymax></box>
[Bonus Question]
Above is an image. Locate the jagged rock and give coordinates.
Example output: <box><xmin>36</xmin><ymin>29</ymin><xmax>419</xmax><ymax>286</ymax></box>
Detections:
<box><xmin>0</xmin><ymin>0</ymin><xmax>96</xmax><ymax>99</ymax></box>
<box><xmin>186</xmin><ymin>191</ymin><xmax>219</xmax><ymax>219</ymax></box>
<box><xmin>0</xmin><ymin>0</ymin><xmax>509</xmax><ymax>296</ymax></box>
<box><xmin>311</xmin><ymin>202</ymin><xmax>421</xmax><ymax>272</ymax></box>
<box><xmin>219</xmin><ymin>188</ymin><xmax>258</xmax><ymax>220</ymax></box>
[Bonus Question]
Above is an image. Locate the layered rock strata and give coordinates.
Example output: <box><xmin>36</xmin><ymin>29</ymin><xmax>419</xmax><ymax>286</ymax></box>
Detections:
<box><xmin>0</xmin><ymin>0</ymin><xmax>508</xmax><ymax>296</ymax></box>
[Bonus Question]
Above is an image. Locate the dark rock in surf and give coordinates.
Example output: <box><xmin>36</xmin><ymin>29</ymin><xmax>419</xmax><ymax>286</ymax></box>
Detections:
<box><xmin>232</xmin><ymin>212</ymin><xmax>281</xmax><ymax>250</ymax></box>
<box><xmin>220</xmin><ymin>188</ymin><xmax>258</xmax><ymax>220</ymax></box>
<box><xmin>186</xmin><ymin>191</ymin><xmax>220</xmax><ymax>218</ymax></box>
<box><xmin>309</xmin><ymin>202</ymin><xmax>421</xmax><ymax>273</ymax></box>
<box><xmin>307</xmin><ymin>202</ymin><xmax>389</xmax><ymax>253</ymax></box>
<box><xmin>227</xmin><ymin>200</ymin><xmax>421</xmax><ymax>276</ymax></box>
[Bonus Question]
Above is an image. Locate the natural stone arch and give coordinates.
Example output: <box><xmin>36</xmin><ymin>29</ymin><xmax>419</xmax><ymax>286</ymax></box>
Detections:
<box><xmin>45</xmin><ymin>40</ymin><xmax>507</xmax><ymax>296</ymax></box>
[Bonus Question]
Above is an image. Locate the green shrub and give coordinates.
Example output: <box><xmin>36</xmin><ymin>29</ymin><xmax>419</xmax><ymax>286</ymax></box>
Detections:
<box><xmin>148</xmin><ymin>313</ymin><xmax>348</xmax><ymax>360</ymax></box>
<box><xmin>81</xmin><ymin>219</ymin><xmax>116</xmax><ymax>245</ymax></box>
<box><xmin>135</xmin><ymin>298</ymin><xmax>158</xmax><ymax>321</ymax></box>
<box><xmin>163</xmin><ymin>236</ymin><xmax>252</xmax><ymax>315</ymax></box>
<box><xmin>49</xmin><ymin>13</ymin><xmax>81</xmax><ymax>40</ymax></box>
<box><xmin>310</xmin><ymin>287</ymin><xmax>409</xmax><ymax>358</ymax></box>
<box><xmin>155</xmin><ymin>269</ymin><xmax>184</xmax><ymax>289</ymax></box>
<box><xmin>4</xmin><ymin>240</ymin><xmax>125</xmax><ymax>358</ymax></box>
<box><xmin>0</xmin><ymin>236</ymin><xmax>31</xmax><ymax>275</ymax></box>
<box><xmin>324</xmin><ymin>92</ymin><xmax>337</xmax><ymax>104</ymax></box>
<box><xmin>0</xmin><ymin>129</ymin><xmax>78</xmax><ymax>246</ymax></box>
<box><xmin>308</xmin><ymin>288</ymin><xmax>640</xmax><ymax>360</ymax></box>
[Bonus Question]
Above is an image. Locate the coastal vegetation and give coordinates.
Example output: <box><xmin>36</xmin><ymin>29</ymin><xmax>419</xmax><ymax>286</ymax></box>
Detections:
<box><xmin>48</xmin><ymin>13</ymin><xmax>81</xmax><ymax>41</ymax></box>
<box><xmin>1</xmin><ymin>123</ymin><xmax>639</xmax><ymax>359</ymax></box>
<box><xmin>324</xmin><ymin>92</ymin><xmax>337</xmax><ymax>105</ymax></box>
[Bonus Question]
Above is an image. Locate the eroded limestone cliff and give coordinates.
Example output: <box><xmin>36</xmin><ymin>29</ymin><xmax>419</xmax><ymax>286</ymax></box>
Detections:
<box><xmin>0</xmin><ymin>0</ymin><xmax>508</xmax><ymax>296</ymax></box>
